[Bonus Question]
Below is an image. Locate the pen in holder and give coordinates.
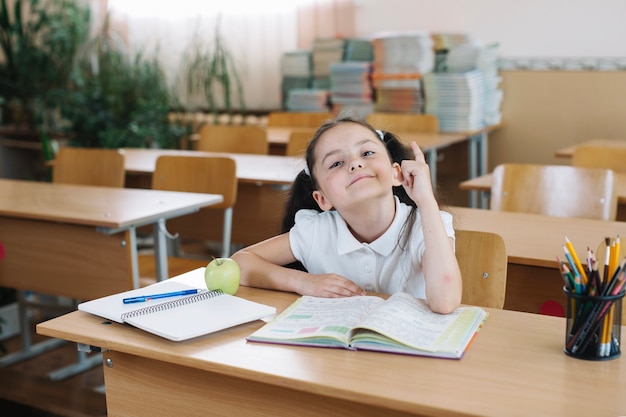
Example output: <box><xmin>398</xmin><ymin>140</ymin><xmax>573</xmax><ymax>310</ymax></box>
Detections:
<box><xmin>563</xmin><ymin>287</ymin><xmax>623</xmax><ymax>360</ymax></box>
<box><xmin>559</xmin><ymin>235</ymin><xmax>625</xmax><ymax>360</ymax></box>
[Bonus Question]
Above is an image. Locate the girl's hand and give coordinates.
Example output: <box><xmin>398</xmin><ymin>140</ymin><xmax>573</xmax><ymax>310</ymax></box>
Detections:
<box><xmin>295</xmin><ymin>274</ymin><xmax>366</xmax><ymax>297</ymax></box>
<box><xmin>400</xmin><ymin>141</ymin><xmax>436</xmax><ymax>205</ymax></box>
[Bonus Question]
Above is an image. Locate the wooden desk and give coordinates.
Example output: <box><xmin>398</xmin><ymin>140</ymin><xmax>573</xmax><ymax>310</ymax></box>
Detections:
<box><xmin>450</xmin><ymin>206</ymin><xmax>626</xmax><ymax>314</ymax></box>
<box><xmin>0</xmin><ymin>179</ymin><xmax>220</xmax><ymax>370</ymax></box>
<box><xmin>119</xmin><ymin>148</ymin><xmax>303</xmax><ymax>246</ymax></box>
<box><xmin>0</xmin><ymin>179</ymin><xmax>222</xmax><ymax>295</ymax></box>
<box><xmin>37</xmin><ymin>272</ymin><xmax>626</xmax><ymax>417</ymax></box>
<box><xmin>555</xmin><ymin>138</ymin><xmax>626</xmax><ymax>158</ymax></box>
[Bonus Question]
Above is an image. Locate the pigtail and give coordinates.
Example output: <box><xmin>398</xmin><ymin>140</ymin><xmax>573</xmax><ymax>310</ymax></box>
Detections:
<box><xmin>280</xmin><ymin>170</ymin><xmax>322</xmax><ymax>233</ymax></box>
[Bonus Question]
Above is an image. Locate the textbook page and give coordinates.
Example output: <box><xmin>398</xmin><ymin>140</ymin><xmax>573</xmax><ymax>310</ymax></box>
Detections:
<box><xmin>352</xmin><ymin>292</ymin><xmax>487</xmax><ymax>357</ymax></box>
<box><xmin>247</xmin><ymin>295</ymin><xmax>385</xmax><ymax>347</ymax></box>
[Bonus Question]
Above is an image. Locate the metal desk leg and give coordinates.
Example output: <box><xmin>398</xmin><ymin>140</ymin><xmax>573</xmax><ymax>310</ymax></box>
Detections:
<box><xmin>0</xmin><ymin>291</ymin><xmax>65</xmax><ymax>367</ymax></box>
<box><xmin>128</xmin><ymin>225</ymin><xmax>140</xmax><ymax>289</ymax></box>
<box><xmin>154</xmin><ymin>218</ymin><xmax>169</xmax><ymax>282</ymax></box>
<box><xmin>468</xmin><ymin>132</ymin><xmax>488</xmax><ymax>209</ymax></box>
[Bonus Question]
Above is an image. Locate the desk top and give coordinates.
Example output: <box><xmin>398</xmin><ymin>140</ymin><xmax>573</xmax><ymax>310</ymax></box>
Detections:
<box><xmin>37</xmin><ymin>269</ymin><xmax>626</xmax><ymax>417</ymax></box>
<box><xmin>0</xmin><ymin>179</ymin><xmax>222</xmax><ymax>230</ymax></box>
<box><xmin>555</xmin><ymin>138</ymin><xmax>626</xmax><ymax>158</ymax></box>
<box><xmin>266</xmin><ymin>126</ymin><xmax>470</xmax><ymax>151</ymax></box>
<box><xmin>450</xmin><ymin>206</ymin><xmax>626</xmax><ymax>268</ymax></box>
<box><xmin>121</xmin><ymin>148</ymin><xmax>303</xmax><ymax>185</ymax></box>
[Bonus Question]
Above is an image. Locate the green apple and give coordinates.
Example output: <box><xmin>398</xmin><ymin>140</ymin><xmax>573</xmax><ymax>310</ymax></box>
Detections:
<box><xmin>204</xmin><ymin>257</ymin><xmax>240</xmax><ymax>295</ymax></box>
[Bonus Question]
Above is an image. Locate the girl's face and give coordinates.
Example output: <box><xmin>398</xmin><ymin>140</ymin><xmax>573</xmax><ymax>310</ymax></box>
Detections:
<box><xmin>311</xmin><ymin>123</ymin><xmax>402</xmax><ymax>212</ymax></box>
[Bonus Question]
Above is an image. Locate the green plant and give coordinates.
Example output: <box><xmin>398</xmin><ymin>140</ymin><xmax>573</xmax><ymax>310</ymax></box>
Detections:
<box><xmin>179</xmin><ymin>19</ymin><xmax>245</xmax><ymax>124</ymax></box>
<box><xmin>0</xmin><ymin>0</ymin><xmax>90</xmax><ymax>126</ymax></box>
<box><xmin>60</xmin><ymin>16</ymin><xmax>184</xmax><ymax>149</ymax></box>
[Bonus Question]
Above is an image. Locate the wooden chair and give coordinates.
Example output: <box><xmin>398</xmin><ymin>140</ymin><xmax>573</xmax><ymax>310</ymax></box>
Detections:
<box><xmin>152</xmin><ymin>155</ymin><xmax>238</xmax><ymax>259</ymax></box>
<box><xmin>285</xmin><ymin>129</ymin><xmax>316</xmax><ymax>156</ymax></box>
<box><xmin>365</xmin><ymin>113</ymin><xmax>439</xmax><ymax>133</ymax></box>
<box><xmin>490</xmin><ymin>163</ymin><xmax>618</xmax><ymax>221</ymax></box>
<box><xmin>267</xmin><ymin>111</ymin><xmax>333</xmax><ymax>128</ymax></box>
<box><xmin>455</xmin><ymin>230</ymin><xmax>508</xmax><ymax>309</ymax></box>
<box><xmin>571</xmin><ymin>145</ymin><xmax>626</xmax><ymax>173</ymax></box>
<box><xmin>52</xmin><ymin>147</ymin><xmax>125</xmax><ymax>187</ymax></box>
<box><xmin>197</xmin><ymin>125</ymin><xmax>269</xmax><ymax>154</ymax></box>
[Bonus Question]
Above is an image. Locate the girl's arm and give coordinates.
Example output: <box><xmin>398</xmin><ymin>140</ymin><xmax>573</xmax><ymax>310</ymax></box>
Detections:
<box><xmin>231</xmin><ymin>233</ymin><xmax>365</xmax><ymax>297</ymax></box>
<box><xmin>400</xmin><ymin>142</ymin><xmax>463</xmax><ymax>314</ymax></box>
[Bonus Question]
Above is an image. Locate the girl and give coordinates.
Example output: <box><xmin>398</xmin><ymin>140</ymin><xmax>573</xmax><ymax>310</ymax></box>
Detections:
<box><xmin>231</xmin><ymin>116</ymin><xmax>462</xmax><ymax>314</ymax></box>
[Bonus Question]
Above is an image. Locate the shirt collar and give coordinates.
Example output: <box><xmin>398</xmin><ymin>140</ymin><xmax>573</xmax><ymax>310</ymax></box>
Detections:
<box><xmin>336</xmin><ymin>197</ymin><xmax>408</xmax><ymax>256</ymax></box>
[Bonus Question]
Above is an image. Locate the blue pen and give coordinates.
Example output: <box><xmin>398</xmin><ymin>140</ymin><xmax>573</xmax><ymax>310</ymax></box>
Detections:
<box><xmin>123</xmin><ymin>289</ymin><xmax>199</xmax><ymax>304</ymax></box>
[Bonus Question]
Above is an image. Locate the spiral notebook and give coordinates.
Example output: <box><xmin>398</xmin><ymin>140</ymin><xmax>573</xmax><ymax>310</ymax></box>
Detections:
<box><xmin>78</xmin><ymin>280</ymin><xmax>276</xmax><ymax>341</ymax></box>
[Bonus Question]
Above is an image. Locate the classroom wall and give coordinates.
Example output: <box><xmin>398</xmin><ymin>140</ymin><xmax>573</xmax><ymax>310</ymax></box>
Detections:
<box><xmin>354</xmin><ymin>0</ymin><xmax>626</xmax><ymax>169</ymax></box>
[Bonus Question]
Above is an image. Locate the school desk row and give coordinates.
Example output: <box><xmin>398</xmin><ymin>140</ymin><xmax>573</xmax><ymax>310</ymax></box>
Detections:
<box><xmin>37</xmin><ymin>269</ymin><xmax>626</xmax><ymax>417</ymax></box>
<box><xmin>2</xmin><ymin>174</ymin><xmax>620</xmax><ymax>318</ymax></box>
<box><xmin>199</xmin><ymin>124</ymin><xmax>497</xmax><ymax>188</ymax></box>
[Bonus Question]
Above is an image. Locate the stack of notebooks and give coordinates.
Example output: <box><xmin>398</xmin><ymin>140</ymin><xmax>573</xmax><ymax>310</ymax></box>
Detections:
<box><xmin>371</xmin><ymin>31</ymin><xmax>434</xmax><ymax>113</ymax></box>
<box><xmin>312</xmin><ymin>38</ymin><xmax>346</xmax><ymax>90</ymax></box>
<box><xmin>329</xmin><ymin>61</ymin><xmax>375</xmax><ymax>118</ymax></box>
<box><xmin>280</xmin><ymin>51</ymin><xmax>312</xmax><ymax>109</ymax></box>
<box><xmin>285</xmin><ymin>88</ymin><xmax>331</xmax><ymax>112</ymax></box>
<box><xmin>436</xmin><ymin>41</ymin><xmax>503</xmax><ymax>127</ymax></box>
<box><xmin>423</xmin><ymin>69</ymin><xmax>487</xmax><ymax>132</ymax></box>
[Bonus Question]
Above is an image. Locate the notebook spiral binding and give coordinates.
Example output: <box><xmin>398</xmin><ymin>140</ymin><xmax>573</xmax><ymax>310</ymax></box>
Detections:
<box><xmin>121</xmin><ymin>289</ymin><xmax>224</xmax><ymax>320</ymax></box>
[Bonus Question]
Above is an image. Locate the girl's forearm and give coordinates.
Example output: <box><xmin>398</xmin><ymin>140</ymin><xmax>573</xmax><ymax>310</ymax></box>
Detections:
<box><xmin>418</xmin><ymin>200</ymin><xmax>463</xmax><ymax>313</ymax></box>
<box><xmin>232</xmin><ymin>250</ymin><xmax>308</xmax><ymax>293</ymax></box>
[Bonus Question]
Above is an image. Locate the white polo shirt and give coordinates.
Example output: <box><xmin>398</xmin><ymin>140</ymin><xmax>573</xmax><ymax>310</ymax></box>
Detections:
<box><xmin>289</xmin><ymin>197</ymin><xmax>455</xmax><ymax>298</ymax></box>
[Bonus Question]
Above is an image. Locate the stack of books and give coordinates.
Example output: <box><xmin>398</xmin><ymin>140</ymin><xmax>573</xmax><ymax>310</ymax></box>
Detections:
<box><xmin>285</xmin><ymin>88</ymin><xmax>331</xmax><ymax>112</ymax></box>
<box><xmin>445</xmin><ymin>42</ymin><xmax>502</xmax><ymax>126</ymax></box>
<box><xmin>343</xmin><ymin>38</ymin><xmax>374</xmax><ymax>62</ymax></box>
<box><xmin>329</xmin><ymin>61</ymin><xmax>374</xmax><ymax>118</ymax></box>
<box><xmin>371</xmin><ymin>31</ymin><xmax>434</xmax><ymax>113</ymax></box>
<box><xmin>280</xmin><ymin>51</ymin><xmax>312</xmax><ymax>109</ymax></box>
<box><xmin>312</xmin><ymin>38</ymin><xmax>346</xmax><ymax>90</ymax></box>
<box><xmin>422</xmin><ymin>69</ymin><xmax>487</xmax><ymax>132</ymax></box>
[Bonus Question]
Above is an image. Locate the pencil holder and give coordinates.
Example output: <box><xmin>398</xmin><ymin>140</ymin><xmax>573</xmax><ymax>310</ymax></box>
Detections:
<box><xmin>563</xmin><ymin>287</ymin><xmax>624</xmax><ymax>361</ymax></box>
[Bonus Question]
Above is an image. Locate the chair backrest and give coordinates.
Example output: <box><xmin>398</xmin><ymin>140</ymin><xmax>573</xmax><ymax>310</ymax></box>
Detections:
<box><xmin>53</xmin><ymin>147</ymin><xmax>125</xmax><ymax>187</ymax></box>
<box><xmin>197</xmin><ymin>125</ymin><xmax>269</xmax><ymax>154</ymax></box>
<box><xmin>267</xmin><ymin>111</ymin><xmax>333</xmax><ymax>128</ymax></box>
<box><xmin>571</xmin><ymin>145</ymin><xmax>626</xmax><ymax>173</ymax></box>
<box><xmin>365</xmin><ymin>113</ymin><xmax>439</xmax><ymax>133</ymax></box>
<box><xmin>285</xmin><ymin>129</ymin><xmax>316</xmax><ymax>157</ymax></box>
<box><xmin>152</xmin><ymin>156</ymin><xmax>237</xmax><ymax>210</ymax></box>
<box><xmin>490</xmin><ymin>163</ymin><xmax>617</xmax><ymax>221</ymax></box>
<box><xmin>455</xmin><ymin>229</ymin><xmax>508</xmax><ymax>309</ymax></box>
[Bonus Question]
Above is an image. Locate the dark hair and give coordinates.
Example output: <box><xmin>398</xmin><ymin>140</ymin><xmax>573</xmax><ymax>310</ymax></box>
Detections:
<box><xmin>280</xmin><ymin>116</ymin><xmax>418</xmax><ymax>238</ymax></box>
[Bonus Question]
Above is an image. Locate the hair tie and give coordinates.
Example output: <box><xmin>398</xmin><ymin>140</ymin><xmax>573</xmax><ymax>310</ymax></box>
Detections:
<box><xmin>303</xmin><ymin>164</ymin><xmax>310</xmax><ymax>176</ymax></box>
<box><xmin>376</xmin><ymin>129</ymin><xmax>385</xmax><ymax>141</ymax></box>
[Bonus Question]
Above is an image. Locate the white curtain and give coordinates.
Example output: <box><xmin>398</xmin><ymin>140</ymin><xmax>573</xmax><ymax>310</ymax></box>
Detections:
<box><xmin>96</xmin><ymin>1</ymin><xmax>354</xmax><ymax>110</ymax></box>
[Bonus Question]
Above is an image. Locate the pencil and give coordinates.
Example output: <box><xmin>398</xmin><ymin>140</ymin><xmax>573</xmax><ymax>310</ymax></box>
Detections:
<box><xmin>565</xmin><ymin>236</ymin><xmax>588</xmax><ymax>286</ymax></box>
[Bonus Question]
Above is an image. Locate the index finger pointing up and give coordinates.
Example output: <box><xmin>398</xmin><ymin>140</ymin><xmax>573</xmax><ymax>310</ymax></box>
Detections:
<box><xmin>410</xmin><ymin>141</ymin><xmax>426</xmax><ymax>163</ymax></box>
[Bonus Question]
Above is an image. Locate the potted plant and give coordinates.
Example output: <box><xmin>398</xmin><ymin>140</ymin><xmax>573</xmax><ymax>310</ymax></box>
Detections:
<box><xmin>0</xmin><ymin>0</ymin><xmax>90</xmax><ymax>130</ymax></box>
<box><xmin>59</xmin><ymin>15</ymin><xmax>184</xmax><ymax>149</ymax></box>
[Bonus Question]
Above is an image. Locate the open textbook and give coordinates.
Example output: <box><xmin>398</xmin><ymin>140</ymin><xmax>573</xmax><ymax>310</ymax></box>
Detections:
<box><xmin>247</xmin><ymin>292</ymin><xmax>487</xmax><ymax>359</ymax></box>
<box><xmin>78</xmin><ymin>279</ymin><xmax>276</xmax><ymax>342</ymax></box>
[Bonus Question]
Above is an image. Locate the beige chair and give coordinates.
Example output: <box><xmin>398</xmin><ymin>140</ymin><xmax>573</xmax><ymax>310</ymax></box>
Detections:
<box><xmin>267</xmin><ymin>111</ymin><xmax>333</xmax><ymax>128</ymax></box>
<box><xmin>197</xmin><ymin>125</ymin><xmax>269</xmax><ymax>154</ymax></box>
<box><xmin>490</xmin><ymin>163</ymin><xmax>618</xmax><ymax>221</ymax></box>
<box><xmin>365</xmin><ymin>113</ymin><xmax>439</xmax><ymax>133</ymax></box>
<box><xmin>285</xmin><ymin>129</ymin><xmax>316</xmax><ymax>157</ymax></box>
<box><xmin>455</xmin><ymin>230</ymin><xmax>508</xmax><ymax>309</ymax></box>
<box><xmin>52</xmin><ymin>147</ymin><xmax>125</xmax><ymax>187</ymax></box>
<box><xmin>152</xmin><ymin>155</ymin><xmax>238</xmax><ymax>259</ymax></box>
<box><xmin>572</xmin><ymin>145</ymin><xmax>626</xmax><ymax>173</ymax></box>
